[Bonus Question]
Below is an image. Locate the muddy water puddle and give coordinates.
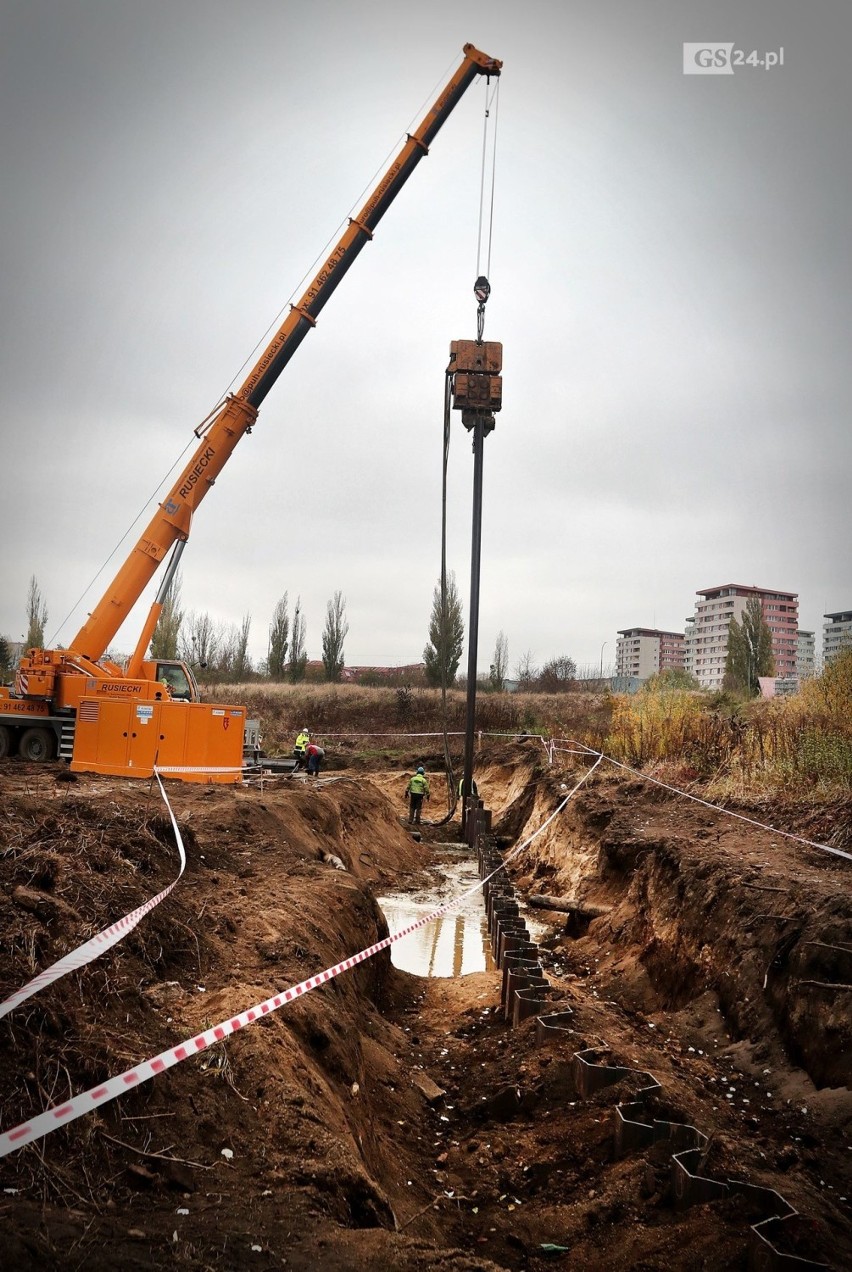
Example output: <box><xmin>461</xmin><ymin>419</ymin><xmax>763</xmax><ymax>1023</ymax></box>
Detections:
<box><xmin>378</xmin><ymin>852</ymin><xmax>495</xmax><ymax>978</ymax></box>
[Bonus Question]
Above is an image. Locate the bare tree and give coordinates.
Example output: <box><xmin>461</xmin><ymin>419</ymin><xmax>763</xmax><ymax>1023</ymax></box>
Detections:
<box><xmin>490</xmin><ymin>630</ymin><xmax>509</xmax><ymax>690</ymax></box>
<box><xmin>289</xmin><ymin>597</ymin><xmax>307</xmax><ymax>683</ymax></box>
<box><xmin>215</xmin><ymin>623</ymin><xmax>239</xmax><ymax>678</ymax></box>
<box><xmin>25</xmin><ymin>575</ymin><xmax>48</xmax><ymax>649</ymax></box>
<box><xmin>514</xmin><ymin>649</ymin><xmax>539</xmax><ymax>691</ymax></box>
<box><xmin>180</xmin><ymin>610</ymin><xmax>219</xmax><ymax>670</ymax></box>
<box><xmin>233</xmin><ymin>613</ymin><xmax>252</xmax><ymax>680</ymax></box>
<box><xmin>222</xmin><ymin>623</ymin><xmax>245</xmax><ymax>681</ymax></box>
<box><xmin>322</xmin><ymin>591</ymin><xmax>349</xmax><ymax>682</ymax></box>
<box><xmin>267</xmin><ymin>593</ymin><xmax>290</xmax><ymax>680</ymax></box>
<box><xmin>150</xmin><ymin>571</ymin><xmax>183</xmax><ymax>660</ymax></box>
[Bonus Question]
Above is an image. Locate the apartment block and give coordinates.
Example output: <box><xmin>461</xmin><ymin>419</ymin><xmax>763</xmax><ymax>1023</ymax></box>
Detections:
<box><xmin>691</xmin><ymin>584</ymin><xmax>798</xmax><ymax>690</ymax></box>
<box><xmin>823</xmin><ymin>611</ymin><xmax>852</xmax><ymax>664</ymax></box>
<box><xmin>796</xmin><ymin>630</ymin><xmax>816</xmax><ymax>679</ymax></box>
<box><xmin>616</xmin><ymin>627</ymin><xmax>685</xmax><ymax>681</ymax></box>
<box><xmin>684</xmin><ymin>616</ymin><xmax>696</xmax><ymax>679</ymax></box>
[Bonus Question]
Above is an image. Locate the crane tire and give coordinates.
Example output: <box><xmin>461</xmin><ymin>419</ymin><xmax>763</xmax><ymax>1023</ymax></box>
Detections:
<box><xmin>0</xmin><ymin>725</ymin><xmax>12</xmax><ymax>759</ymax></box>
<box><xmin>18</xmin><ymin>727</ymin><xmax>56</xmax><ymax>763</ymax></box>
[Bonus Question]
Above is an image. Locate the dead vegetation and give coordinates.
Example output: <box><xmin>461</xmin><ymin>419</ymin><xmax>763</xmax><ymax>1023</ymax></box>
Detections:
<box><xmin>215</xmin><ymin>655</ymin><xmax>852</xmax><ymax>802</ymax></box>
<box><xmin>211</xmin><ymin>681</ymin><xmax>613</xmax><ymax>761</ymax></box>
<box><xmin>604</xmin><ymin>653</ymin><xmax>852</xmax><ymax>796</ymax></box>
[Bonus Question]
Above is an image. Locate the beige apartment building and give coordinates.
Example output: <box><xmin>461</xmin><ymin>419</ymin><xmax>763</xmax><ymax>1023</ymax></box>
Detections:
<box><xmin>616</xmin><ymin>627</ymin><xmax>686</xmax><ymax>681</ymax></box>
<box><xmin>684</xmin><ymin>615</ymin><xmax>696</xmax><ymax>679</ymax></box>
<box><xmin>691</xmin><ymin>584</ymin><xmax>798</xmax><ymax>690</ymax></box>
<box><xmin>823</xmin><ymin>611</ymin><xmax>852</xmax><ymax>664</ymax></box>
<box><xmin>797</xmin><ymin>630</ymin><xmax>816</xmax><ymax>679</ymax></box>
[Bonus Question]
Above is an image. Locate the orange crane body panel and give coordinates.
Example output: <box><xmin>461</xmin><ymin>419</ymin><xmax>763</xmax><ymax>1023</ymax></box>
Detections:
<box><xmin>0</xmin><ymin>690</ymin><xmax>51</xmax><ymax>721</ymax></box>
<box><xmin>71</xmin><ymin>698</ymin><xmax>245</xmax><ymax>784</ymax></box>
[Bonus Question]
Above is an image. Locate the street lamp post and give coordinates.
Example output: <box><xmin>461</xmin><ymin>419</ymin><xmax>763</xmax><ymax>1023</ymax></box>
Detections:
<box><xmin>600</xmin><ymin>641</ymin><xmax>608</xmax><ymax>683</ymax></box>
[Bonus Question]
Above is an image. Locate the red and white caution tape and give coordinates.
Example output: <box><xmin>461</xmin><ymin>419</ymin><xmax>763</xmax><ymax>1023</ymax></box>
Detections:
<box><xmin>313</xmin><ymin>731</ymin><xmax>468</xmax><ymax>743</ymax></box>
<box><xmin>0</xmin><ymin>773</ymin><xmax>186</xmax><ymax>1021</ymax></box>
<box><xmin>0</xmin><ymin>758</ymin><xmax>601</xmax><ymax>1157</ymax></box>
<box><xmin>152</xmin><ymin>765</ymin><xmax>243</xmax><ymax>774</ymax></box>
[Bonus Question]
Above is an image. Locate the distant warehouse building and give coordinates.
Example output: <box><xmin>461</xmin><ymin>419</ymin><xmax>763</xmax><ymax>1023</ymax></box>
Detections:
<box><xmin>616</xmin><ymin>628</ymin><xmax>685</xmax><ymax>681</ymax></box>
<box><xmin>823</xmin><ymin>611</ymin><xmax>852</xmax><ymax>665</ymax></box>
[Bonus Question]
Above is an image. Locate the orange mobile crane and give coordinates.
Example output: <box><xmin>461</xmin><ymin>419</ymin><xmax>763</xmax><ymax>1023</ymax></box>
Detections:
<box><xmin>0</xmin><ymin>44</ymin><xmax>502</xmax><ymax>784</ymax></box>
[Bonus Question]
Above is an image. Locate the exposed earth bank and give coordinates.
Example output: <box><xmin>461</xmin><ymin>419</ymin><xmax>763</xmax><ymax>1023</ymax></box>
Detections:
<box><xmin>1</xmin><ymin>746</ymin><xmax>850</xmax><ymax>1270</ymax></box>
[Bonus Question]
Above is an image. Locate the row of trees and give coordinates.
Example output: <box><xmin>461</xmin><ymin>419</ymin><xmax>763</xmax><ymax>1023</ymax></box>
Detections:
<box><xmin>2</xmin><ymin>572</ymin><xmax>578</xmax><ymax>693</ymax></box>
<box><xmin>8</xmin><ymin>575</ymin><xmax>779</xmax><ymax>699</ymax></box>
<box><xmin>150</xmin><ymin>570</ymin><xmax>582</xmax><ymax>691</ymax></box>
<box><xmin>150</xmin><ymin>577</ymin><xmax>351</xmax><ymax>683</ymax></box>
<box><xmin>266</xmin><ymin>590</ymin><xmax>349</xmax><ymax>683</ymax></box>
<box><xmin>150</xmin><ymin>577</ymin><xmax>256</xmax><ymax>679</ymax></box>
<box><xmin>5</xmin><ymin>574</ymin><xmax>353</xmax><ymax>685</ymax></box>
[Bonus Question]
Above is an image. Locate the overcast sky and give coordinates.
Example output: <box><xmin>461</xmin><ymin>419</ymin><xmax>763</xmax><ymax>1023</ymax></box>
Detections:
<box><xmin>1</xmin><ymin>0</ymin><xmax>849</xmax><ymax>677</ymax></box>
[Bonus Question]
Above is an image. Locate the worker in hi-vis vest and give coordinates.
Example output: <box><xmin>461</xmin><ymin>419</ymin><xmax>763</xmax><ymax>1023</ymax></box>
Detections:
<box><xmin>293</xmin><ymin>728</ymin><xmax>310</xmax><ymax>770</ymax></box>
<box><xmin>406</xmin><ymin>767</ymin><xmax>430</xmax><ymax>824</ymax></box>
<box><xmin>458</xmin><ymin>775</ymin><xmax>478</xmax><ymax>800</ymax></box>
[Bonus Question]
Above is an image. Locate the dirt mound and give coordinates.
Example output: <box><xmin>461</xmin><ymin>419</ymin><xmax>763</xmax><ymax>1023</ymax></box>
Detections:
<box><xmin>0</xmin><ymin>766</ymin><xmax>434</xmax><ymax>1268</ymax></box>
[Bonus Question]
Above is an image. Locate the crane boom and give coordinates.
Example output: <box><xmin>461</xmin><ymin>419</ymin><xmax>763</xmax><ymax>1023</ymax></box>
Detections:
<box><xmin>71</xmin><ymin>43</ymin><xmax>501</xmax><ymax>661</ymax></box>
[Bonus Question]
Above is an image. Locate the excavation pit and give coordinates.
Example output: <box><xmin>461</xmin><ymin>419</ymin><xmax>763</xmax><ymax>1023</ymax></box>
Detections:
<box><xmin>1</xmin><ymin>747</ymin><xmax>850</xmax><ymax>1271</ymax></box>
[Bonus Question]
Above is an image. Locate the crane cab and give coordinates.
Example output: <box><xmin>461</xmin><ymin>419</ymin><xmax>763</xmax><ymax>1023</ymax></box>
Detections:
<box><xmin>140</xmin><ymin>660</ymin><xmax>200</xmax><ymax>703</ymax></box>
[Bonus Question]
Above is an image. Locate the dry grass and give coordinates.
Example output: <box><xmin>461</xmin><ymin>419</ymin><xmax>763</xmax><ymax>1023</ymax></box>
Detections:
<box><xmin>209</xmin><ymin>681</ymin><xmax>613</xmax><ymax>758</ymax></box>
<box><xmin>206</xmin><ymin>655</ymin><xmax>852</xmax><ymax>797</ymax></box>
<box><xmin>210</xmin><ymin>657</ymin><xmax>852</xmax><ymax>797</ymax></box>
<box><xmin>602</xmin><ymin>652</ymin><xmax>852</xmax><ymax>796</ymax></box>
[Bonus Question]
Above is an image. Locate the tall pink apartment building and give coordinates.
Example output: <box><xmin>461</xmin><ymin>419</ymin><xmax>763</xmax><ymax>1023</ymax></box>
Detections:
<box><xmin>690</xmin><ymin>584</ymin><xmax>798</xmax><ymax>690</ymax></box>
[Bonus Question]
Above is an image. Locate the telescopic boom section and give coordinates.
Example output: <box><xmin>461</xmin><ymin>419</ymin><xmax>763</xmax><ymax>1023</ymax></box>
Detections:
<box><xmin>70</xmin><ymin>43</ymin><xmax>501</xmax><ymax>662</ymax></box>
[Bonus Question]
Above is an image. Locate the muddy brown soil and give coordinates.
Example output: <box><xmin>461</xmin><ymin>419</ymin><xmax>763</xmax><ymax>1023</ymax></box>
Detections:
<box><xmin>0</xmin><ymin>747</ymin><xmax>850</xmax><ymax>1270</ymax></box>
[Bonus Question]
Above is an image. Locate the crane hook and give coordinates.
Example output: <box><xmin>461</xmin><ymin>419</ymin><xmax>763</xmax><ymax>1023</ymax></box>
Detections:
<box><xmin>474</xmin><ymin>275</ymin><xmax>490</xmax><ymax>342</ymax></box>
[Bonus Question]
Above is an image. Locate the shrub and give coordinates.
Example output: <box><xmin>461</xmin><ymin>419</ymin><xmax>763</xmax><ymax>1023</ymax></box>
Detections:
<box><xmin>601</xmin><ymin>654</ymin><xmax>852</xmax><ymax>792</ymax></box>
